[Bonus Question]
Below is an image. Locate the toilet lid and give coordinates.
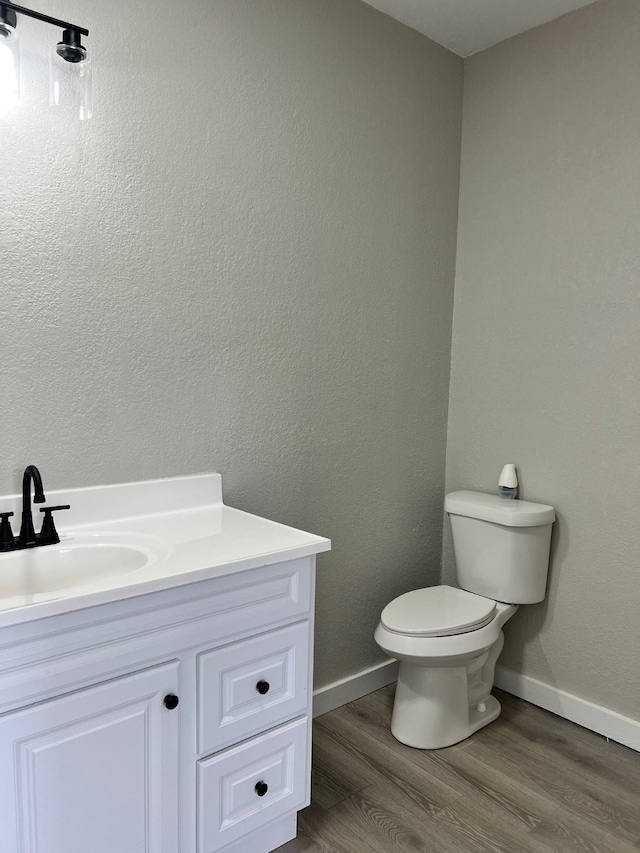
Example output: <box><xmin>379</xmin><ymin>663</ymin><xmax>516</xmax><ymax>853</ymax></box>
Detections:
<box><xmin>381</xmin><ymin>585</ymin><xmax>497</xmax><ymax>637</ymax></box>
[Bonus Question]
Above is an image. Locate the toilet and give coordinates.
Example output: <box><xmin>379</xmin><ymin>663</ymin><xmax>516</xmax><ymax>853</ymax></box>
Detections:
<box><xmin>375</xmin><ymin>490</ymin><xmax>555</xmax><ymax>749</ymax></box>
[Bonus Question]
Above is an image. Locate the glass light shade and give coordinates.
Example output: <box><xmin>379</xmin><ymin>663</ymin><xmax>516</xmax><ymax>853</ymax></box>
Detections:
<box><xmin>0</xmin><ymin>29</ymin><xmax>19</xmax><ymax>118</ymax></box>
<box><xmin>49</xmin><ymin>45</ymin><xmax>91</xmax><ymax>120</ymax></box>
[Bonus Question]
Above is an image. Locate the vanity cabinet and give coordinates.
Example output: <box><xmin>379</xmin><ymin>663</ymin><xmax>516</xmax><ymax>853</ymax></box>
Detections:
<box><xmin>0</xmin><ymin>556</ymin><xmax>317</xmax><ymax>853</ymax></box>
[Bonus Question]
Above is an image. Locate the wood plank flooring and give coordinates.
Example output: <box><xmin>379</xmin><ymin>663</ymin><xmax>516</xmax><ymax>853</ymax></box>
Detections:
<box><xmin>279</xmin><ymin>684</ymin><xmax>640</xmax><ymax>853</ymax></box>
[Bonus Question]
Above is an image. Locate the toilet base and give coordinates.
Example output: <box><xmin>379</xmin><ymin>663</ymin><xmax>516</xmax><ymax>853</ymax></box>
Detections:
<box><xmin>390</xmin><ymin>662</ymin><xmax>502</xmax><ymax>750</ymax></box>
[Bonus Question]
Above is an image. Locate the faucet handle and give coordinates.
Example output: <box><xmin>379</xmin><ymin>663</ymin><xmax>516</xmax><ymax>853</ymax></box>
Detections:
<box><xmin>0</xmin><ymin>512</ymin><xmax>17</xmax><ymax>552</ymax></box>
<box><xmin>38</xmin><ymin>505</ymin><xmax>71</xmax><ymax>546</ymax></box>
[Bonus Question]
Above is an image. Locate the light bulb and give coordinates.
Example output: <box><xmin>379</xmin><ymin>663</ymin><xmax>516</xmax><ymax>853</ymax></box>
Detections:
<box><xmin>0</xmin><ymin>31</ymin><xmax>19</xmax><ymax>118</ymax></box>
<box><xmin>50</xmin><ymin>38</ymin><xmax>91</xmax><ymax>120</ymax></box>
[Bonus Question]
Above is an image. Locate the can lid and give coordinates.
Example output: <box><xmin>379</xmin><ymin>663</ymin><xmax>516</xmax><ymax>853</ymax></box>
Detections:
<box><xmin>445</xmin><ymin>491</ymin><xmax>555</xmax><ymax>527</ymax></box>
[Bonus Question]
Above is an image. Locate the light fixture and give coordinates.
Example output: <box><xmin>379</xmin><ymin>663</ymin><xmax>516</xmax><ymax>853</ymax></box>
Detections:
<box><xmin>0</xmin><ymin>1</ymin><xmax>90</xmax><ymax>119</ymax></box>
<box><xmin>50</xmin><ymin>27</ymin><xmax>91</xmax><ymax>119</ymax></box>
<box><xmin>0</xmin><ymin>5</ymin><xmax>20</xmax><ymax>118</ymax></box>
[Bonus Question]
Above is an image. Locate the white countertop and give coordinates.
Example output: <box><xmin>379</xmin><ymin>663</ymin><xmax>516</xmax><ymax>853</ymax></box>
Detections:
<box><xmin>0</xmin><ymin>474</ymin><xmax>330</xmax><ymax>628</ymax></box>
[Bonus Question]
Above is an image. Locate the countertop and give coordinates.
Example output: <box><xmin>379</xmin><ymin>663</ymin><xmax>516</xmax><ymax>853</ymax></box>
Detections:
<box><xmin>0</xmin><ymin>473</ymin><xmax>330</xmax><ymax>627</ymax></box>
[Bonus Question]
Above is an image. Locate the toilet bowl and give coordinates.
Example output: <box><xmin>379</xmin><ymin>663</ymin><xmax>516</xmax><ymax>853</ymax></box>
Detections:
<box><xmin>375</xmin><ymin>490</ymin><xmax>555</xmax><ymax>750</ymax></box>
<box><xmin>375</xmin><ymin>586</ymin><xmax>516</xmax><ymax>749</ymax></box>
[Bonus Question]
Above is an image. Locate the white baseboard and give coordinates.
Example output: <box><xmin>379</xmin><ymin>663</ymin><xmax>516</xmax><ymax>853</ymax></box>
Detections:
<box><xmin>313</xmin><ymin>659</ymin><xmax>399</xmax><ymax>718</ymax></box>
<box><xmin>311</xmin><ymin>660</ymin><xmax>640</xmax><ymax>753</ymax></box>
<box><xmin>495</xmin><ymin>666</ymin><xmax>640</xmax><ymax>753</ymax></box>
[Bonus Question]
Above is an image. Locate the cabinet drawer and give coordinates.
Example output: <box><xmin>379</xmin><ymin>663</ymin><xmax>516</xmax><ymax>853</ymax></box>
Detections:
<box><xmin>197</xmin><ymin>716</ymin><xmax>308</xmax><ymax>853</ymax></box>
<box><xmin>198</xmin><ymin>622</ymin><xmax>309</xmax><ymax>754</ymax></box>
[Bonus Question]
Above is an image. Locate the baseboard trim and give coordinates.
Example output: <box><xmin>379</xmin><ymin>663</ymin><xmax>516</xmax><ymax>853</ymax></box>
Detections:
<box><xmin>311</xmin><ymin>661</ymin><xmax>640</xmax><ymax>753</ymax></box>
<box><xmin>495</xmin><ymin>666</ymin><xmax>640</xmax><ymax>753</ymax></box>
<box><xmin>313</xmin><ymin>659</ymin><xmax>399</xmax><ymax>718</ymax></box>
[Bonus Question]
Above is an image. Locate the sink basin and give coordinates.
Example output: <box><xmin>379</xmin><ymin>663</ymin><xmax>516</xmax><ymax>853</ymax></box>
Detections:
<box><xmin>0</xmin><ymin>533</ymin><xmax>171</xmax><ymax>601</ymax></box>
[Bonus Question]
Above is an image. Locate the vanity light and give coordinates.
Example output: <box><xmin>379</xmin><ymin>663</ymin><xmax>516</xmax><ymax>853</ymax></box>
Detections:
<box><xmin>0</xmin><ymin>1</ymin><xmax>91</xmax><ymax>119</ymax></box>
<box><xmin>50</xmin><ymin>27</ymin><xmax>91</xmax><ymax>119</ymax></box>
<box><xmin>0</xmin><ymin>5</ymin><xmax>19</xmax><ymax>118</ymax></box>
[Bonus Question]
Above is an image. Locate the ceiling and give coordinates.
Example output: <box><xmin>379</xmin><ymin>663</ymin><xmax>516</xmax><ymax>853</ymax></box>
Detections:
<box><xmin>361</xmin><ymin>0</ymin><xmax>598</xmax><ymax>56</ymax></box>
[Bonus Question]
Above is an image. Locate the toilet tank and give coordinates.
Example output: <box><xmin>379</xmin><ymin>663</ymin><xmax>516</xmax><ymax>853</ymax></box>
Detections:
<box><xmin>445</xmin><ymin>491</ymin><xmax>555</xmax><ymax>604</ymax></box>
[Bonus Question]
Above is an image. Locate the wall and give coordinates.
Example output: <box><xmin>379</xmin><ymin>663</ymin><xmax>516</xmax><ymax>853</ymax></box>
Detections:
<box><xmin>446</xmin><ymin>0</ymin><xmax>640</xmax><ymax>719</ymax></box>
<box><xmin>0</xmin><ymin>0</ymin><xmax>463</xmax><ymax>687</ymax></box>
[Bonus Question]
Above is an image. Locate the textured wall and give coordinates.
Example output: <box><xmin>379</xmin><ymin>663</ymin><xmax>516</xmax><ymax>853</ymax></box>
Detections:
<box><xmin>445</xmin><ymin>0</ymin><xmax>640</xmax><ymax>719</ymax></box>
<box><xmin>1</xmin><ymin>0</ymin><xmax>463</xmax><ymax>687</ymax></box>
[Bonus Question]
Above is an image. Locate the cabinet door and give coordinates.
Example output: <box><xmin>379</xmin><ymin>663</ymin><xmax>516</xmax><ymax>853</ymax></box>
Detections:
<box><xmin>0</xmin><ymin>662</ymin><xmax>180</xmax><ymax>853</ymax></box>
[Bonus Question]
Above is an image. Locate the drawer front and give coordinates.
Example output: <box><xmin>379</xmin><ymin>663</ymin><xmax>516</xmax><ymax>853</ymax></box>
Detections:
<box><xmin>198</xmin><ymin>622</ymin><xmax>310</xmax><ymax>755</ymax></box>
<box><xmin>197</xmin><ymin>716</ymin><xmax>308</xmax><ymax>853</ymax></box>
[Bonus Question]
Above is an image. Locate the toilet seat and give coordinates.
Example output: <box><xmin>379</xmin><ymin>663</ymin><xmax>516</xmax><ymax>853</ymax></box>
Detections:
<box><xmin>381</xmin><ymin>585</ymin><xmax>497</xmax><ymax>637</ymax></box>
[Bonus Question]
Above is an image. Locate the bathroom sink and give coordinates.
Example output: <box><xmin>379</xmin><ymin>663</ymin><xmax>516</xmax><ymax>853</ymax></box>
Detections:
<box><xmin>0</xmin><ymin>472</ymin><xmax>330</xmax><ymax>626</ymax></box>
<box><xmin>0</xmin><ymin>533</ymin><xmax>171</xmax><ymax>600</ymax></box>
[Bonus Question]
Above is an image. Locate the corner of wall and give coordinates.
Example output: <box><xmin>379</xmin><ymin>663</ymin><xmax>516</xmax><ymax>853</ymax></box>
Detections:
<box><xmin>439</xmin><ymin>55</ymin><xmax>470</xmax><ymax>587</ymax></box>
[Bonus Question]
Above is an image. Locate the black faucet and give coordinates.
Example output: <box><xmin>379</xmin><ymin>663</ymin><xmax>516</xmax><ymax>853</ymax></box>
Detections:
<box><xmin>18</xmin><ymin>465</ymin><xmax>46</xmax><ymax>547</ymax></box>
<box><xmin>0</xmin><ymin>466</ymin><xmax>70</xmax><ymax>553</ymax></box>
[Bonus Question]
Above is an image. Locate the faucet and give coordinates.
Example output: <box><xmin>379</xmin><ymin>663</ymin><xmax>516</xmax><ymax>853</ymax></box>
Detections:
<box><xmin>0</xmin><ymin>465</ymin><xmax>71</xmax><ymax>552</ymax></box>
<box><xmin>18</xmin><ymin>465</ymin><xmax>46</xmax><ymax>547</ymax></box>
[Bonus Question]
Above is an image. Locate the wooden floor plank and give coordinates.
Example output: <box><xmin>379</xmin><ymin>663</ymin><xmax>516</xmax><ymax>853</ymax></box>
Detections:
<box><xmin>427</xmin><ymin>737</ymin><xmax>560</xmax><ymax>829</ymax></box>
<box><xmin>310</xmin><ymin>744</ymin><xmax>360</xmax><ymax>810</ymax></box>
<box><xmin>473</xmin><ymin>717</ymin><xmax>640</xmax><ymax>842</ymax></box>
<box><xmin>500</xmin><ymin>692</ymin><xmax>640</xmax><ymax>785</ymax></box>
<box><xmin>279</xmin><ymin>804</ymin><xmax>342</xmax><ymax>853</ymax></box>
<box><xmin>529</xmin><ymin>805</ymin><xmax>640</xmax><ymax>853</ymax></box>
<box><xmin>332</xmin><ymin>695</ymin><xmax>479</xmax><ymax>800</ymax></box>
<box><xmin>315</xmin><ymin>712</ymin><xmax>463</xmax><ymax>811</ymax></box>
<box><xmin>311</xmin><ymin>724</ymin><xmax>373</xmax><ymax>796</ymax></box>
<box><xmin>300</xmin><ymin>793</ymin><xmax>409</xmax><ymax>853</ymax></box>
<box><xmin>277</xmin><ymin>684</ymin><xmax>640</xmax><ymax>853</ymax></box>
<box><xmin>358</xmin><ymin>780</ymin><xmax>543</xmax><ymax>853</ymax></box>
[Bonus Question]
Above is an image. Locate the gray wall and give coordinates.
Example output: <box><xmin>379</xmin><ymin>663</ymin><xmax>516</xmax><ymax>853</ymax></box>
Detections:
<box><xmin>1</xmin><ymin>0</ymin><xmax>463</xmax><ymax>687</ymax></box>
<box><xmin>446</xmin><ymin>0</ymin><xmax>640</xmax><ymax>719</ymax></box>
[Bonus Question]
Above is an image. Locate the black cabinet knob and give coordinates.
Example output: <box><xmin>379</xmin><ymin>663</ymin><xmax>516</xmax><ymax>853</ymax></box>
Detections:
<box><xmin>255</xmin><ymin>781</ymin><xmax>268</xmax><ymax>797</ymax></box>
<box><xmin>163</xmin><ymin>694</ymin><xmax>179</xmax><ymax>710</ymax></box>
<box><xmin>256</xmin><ymin>680</ymin><xmax>270</xmax><ymax>695</ymax></box>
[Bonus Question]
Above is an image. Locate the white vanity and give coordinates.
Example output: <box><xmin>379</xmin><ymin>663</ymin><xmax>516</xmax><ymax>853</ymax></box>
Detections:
<box><xmin>0</xmin><ymin>473</ymin><xmax>330</xmax><ymax>853</ymax></box>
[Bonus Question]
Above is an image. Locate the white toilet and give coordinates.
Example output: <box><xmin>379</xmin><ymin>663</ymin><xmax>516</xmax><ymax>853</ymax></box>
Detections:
<box><xmin>375</xmin><ymin>490</ymin><xmax>555</xmax><ymax>749</ymax></box>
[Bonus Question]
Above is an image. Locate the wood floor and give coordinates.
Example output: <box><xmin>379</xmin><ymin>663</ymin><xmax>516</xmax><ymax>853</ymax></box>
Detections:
<box><xmin>279</xmin><ymin>684</ymin><xmax>640</xmax><ymax>853</ymax></box>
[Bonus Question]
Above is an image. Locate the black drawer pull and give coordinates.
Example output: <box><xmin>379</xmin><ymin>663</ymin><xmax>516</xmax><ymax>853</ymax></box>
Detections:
<box><xmin>256</xmin><ymin>680</ymin><xmax>270</xmax><ymax>695</ymax></box>
<box><xmin>163</xmin><ymin>694</ymin><xmax>179</xmax><ymax>710</ymax></box>
<box><xmin>255</xmin><ymin>781</ymin><xmax>268</xmax><ymax>797</ymax></box>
